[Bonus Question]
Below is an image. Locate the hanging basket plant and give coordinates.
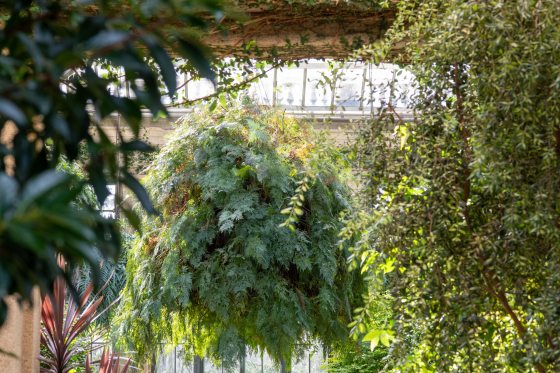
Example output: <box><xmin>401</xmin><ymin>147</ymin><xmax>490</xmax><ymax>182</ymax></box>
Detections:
<box><xmin>117</xmin><ymin>102</ymin><xmax>363</xmax><ymax>367</ymax></box>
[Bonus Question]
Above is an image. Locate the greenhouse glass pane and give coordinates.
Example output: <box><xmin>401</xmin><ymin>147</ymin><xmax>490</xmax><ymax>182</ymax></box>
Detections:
<box><xmin>188</xmin><ymin>78</ymin><xmax>215</xmax><ymax>100</ymax></box>
<box><xmin>304</xmin><ymin>68</ymin><xmax>333</xmax><ymax>109</ymax></box>
<box><xmin>334</xmin><ymin>67</ymin><xmax>364</xmax><ymax>110</ymax></box>
<box><xmin>275</xmin><ymin>67</ymin><xmax>304</xmax><ymax>108</ymax></box>
<box><xmin>245</xmin><ymin>352</ymin><xmax>262</xmax><ymax>373</ymax></box>
<box><xmin>364</xmin><ymin>66</ymin><xmax>395</xmax><ymax>108</ymax></box>
<box><xmin>290</xmin><ymin>355</ymin><xmax>308</xmax><ymax>373</ymax></box>
<box><xmin>206</xmin><ymin>360</ymin><xmax>223</xmax><ymax>373</ymax></box>
<box><xmin>248</xmin><ymin>72</ymin><xmax>274</xmax><ymax>106</ymax></box>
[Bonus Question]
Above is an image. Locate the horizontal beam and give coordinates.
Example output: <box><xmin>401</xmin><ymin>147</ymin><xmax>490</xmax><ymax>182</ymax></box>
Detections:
<box><xmin>51</xmin><ymin>1</ymin><xmax>397</xmax><ymax>60</ymax></box>
<box><xmin>204</xmin><ymin>2</ymin><xmax>396</xmax><ymax>60</ymax></box>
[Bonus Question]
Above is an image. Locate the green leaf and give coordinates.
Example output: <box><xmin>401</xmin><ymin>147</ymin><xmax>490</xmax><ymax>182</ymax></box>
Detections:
<box><xmin>143</xmin><ymin>36</ymin><xmax>177</xmax><ymax>96</ymax></box>
<box><xmin>20</xmin><ymin>171</ymin><xmax>71</xmax><ymax>203</ymax></box>
<box><xmin>121</xmin><ymin>206</ymin><xmax>142</xmax><ymax>232</ymax></box>
<box><xmin>370</xmin><ymin>336</ymin><xmax>380</xmax><ymax>350</ymax></box>
<box><xmin>86</xmin><ymin>30</ymin><xmax>129</xmax><ymax>51</ymax></box>
<box><xmin>219</xmin><ymin>94</ymin><xmax>227</xmax><ymax>107</ymax></box>
<box><xmin>0</xmin><ymin>173</ymin><xmax>18</xmax><ymax>208</ymax></box>
<box><xmin>17</xmin><ymin>33</ymin><xmax>45</xmax><ymax>70</ymax></box>
<box><xmin>113</xmin><ymin>98</ymin><xmax>142</xmax><ymax>135</ymax></box>
<box><xmin>121</xmin><ymin>140</ymin><xmax>154</xmax><ymax>153</ymax></box>
<box><xmin>47</xmin><ymin>113</ymin><xmax>71</xmax><ymax>141</ymax></box>
<box><xmin>178</xmin><ymin>39</ymin><xmax>215</xmax><ymax>82</ymax></box>
<box><xmin>0</xmin><ymin>98</ymin><xmax>27</xmax><ymax>126</ymax></box>
<box><xmin>89</xmin><ymin>164</ymin><xmax>110</xmax><ymax>207</ymax></box>
<box><xmin>379</xmin><ymin>330</ymin><xmax>394</xmax><ymax>347</ymax></box>
<box><xmin>208</xmin><ymin>99</ymin><xmax>217</xmax><ymax>112</ymax></box>
<box><xmin>121</xmin><ymin>171</ymin><xmax>156</xmax><ymax>215</ymax></box>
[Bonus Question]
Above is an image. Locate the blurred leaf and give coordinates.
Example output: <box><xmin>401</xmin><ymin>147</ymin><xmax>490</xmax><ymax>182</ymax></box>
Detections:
<box><xmin>120</xmin><ymin>206</ymin><xmax>141</xmax><ymax>232</ymax></box>
<box><xmin>20</xmin><ymin>170</ymin><xmax>71</xmax><ymax>203</ymax></box>
<box><xmin>0</xmin><ymin>173</ymin><xmax>18</xmax><ymax>208</ymax></box>
<box><xmin>144</xmin><ymin>35</ymin><xmax>177</xmax><ymax>96</ymax></box>
<box><xmin>86</xmin><ymin>30</ymin><xmax>129</xmax><ymax>51</ymax></box>
<box><xmin>0</xmin><ymin>98</ymin><xmax>27</xmax><ymax>126</ymax></box>
<box><xmin>178</xmin><ymin>39</ymin><xmax>215</xmax><ymax>82</ymax></box>
<box><xmin>121</xmin><ymin>140</ymin><xmax>154</xmax><ymax>153</ymax></box>
<box><xmin>121</xmin><ymin>171</ymin><xmax>156</xmax><ymax>214</ymax></box>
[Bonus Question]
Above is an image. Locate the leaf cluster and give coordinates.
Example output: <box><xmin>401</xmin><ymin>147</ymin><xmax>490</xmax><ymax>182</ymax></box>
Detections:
<box><xmin>327</xmin><ymin>345</ymin><xmax>389</xmax><ymax>373</ymax></box>
<box><xmin>0</xmin><ymin>0</ymin><xmax>222</xmax><ymax>325</ymax></box>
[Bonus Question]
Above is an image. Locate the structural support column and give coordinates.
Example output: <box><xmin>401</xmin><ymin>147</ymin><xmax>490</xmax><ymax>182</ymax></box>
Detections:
<box><xmin>0</xmin><ymin>289</ymin><xmax>41</xmax><ymax>373</ymax></box>
<box><xmin>239</xmin><ymin>347</ymin><xmax>245</xmax><ymax>373</ymax></box>
<box><xmin>193</xmin><ymin>355</ymin><xmax>204</xmax><ymax>373</ymax></box>
<box><xmin>280</xmin><ymin>359</ymin><xmax>290</xmax><ymax>373</ymax></box>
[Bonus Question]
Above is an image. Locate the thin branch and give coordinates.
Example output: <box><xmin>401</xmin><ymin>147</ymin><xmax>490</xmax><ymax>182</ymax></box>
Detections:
<box><xmin>168</xmin><ymin>62</ymin><xmax>283</xmax><ymax>108</ymax></box>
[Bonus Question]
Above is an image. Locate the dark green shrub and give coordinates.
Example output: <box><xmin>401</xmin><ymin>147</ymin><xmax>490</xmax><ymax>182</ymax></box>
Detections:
<box><xmin>327</xmin><ymin>346</ymin><xmax>389</xmax><ymax>373</ymax></box>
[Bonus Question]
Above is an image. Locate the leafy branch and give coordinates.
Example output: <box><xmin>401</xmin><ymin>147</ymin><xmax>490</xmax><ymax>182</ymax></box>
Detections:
<box><xmin>280</xmin><ymin>173</ymin><xmax>312</xmax><ymax>231</ymax></box>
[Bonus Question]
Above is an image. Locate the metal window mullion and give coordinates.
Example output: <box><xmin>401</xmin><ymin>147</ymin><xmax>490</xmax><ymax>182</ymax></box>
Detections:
<box><xmin>360</xmin><ymin>65</ymin><xmax>367</xmax><ymax>111</ymax></box>
<box><xmin>389</xmin><ymin>69</ymin><xmax>397</xmax><ymax>107</ymax></box>
<box><xmin>114</xmin><ymin>113</ymin><xmax>121</xmax><ymax>220</ymax></box>
<box><xmin>185</xmin><ymin>72</ymin><xmax>189</xmax><ymax>102</ymax></box>
<box><xmin>301</xmin><ymin>68</ymin><xmax>307</xmax><ymax>109</ymax></box>
<box><xmin>240</xmin><ymin>354</ymin><xmax>245</xmax><ymax>373</ymax></box>
<box><xmin>194</xmin><ymin>356</ymin><xmax>204</xmax><ymax>373</ymax></box>
<box><xmin>272</xmin><ymin>67</ymin><xmax>278</xmax><ymax>106</ymax></box>
<box><xmin>280</xmin><ymin>359</ymin><xmax>287</xmax><ymax>373</ymax></box>
<box><xmin>330</xmin><ymin>66</ymin><xmax>337</xmax><ymax>112</ymax></box>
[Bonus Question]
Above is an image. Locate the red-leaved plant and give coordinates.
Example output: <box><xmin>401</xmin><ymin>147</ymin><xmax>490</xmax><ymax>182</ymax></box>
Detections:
<box><xmin>39</xmin><ymin>256</ymin><xmax>109</xmax><ymax>373</ymax></box>
<box><xmin>85</xmin><ymin>347</ymin><xmax>131</xmax><ymax>373</ymax></box>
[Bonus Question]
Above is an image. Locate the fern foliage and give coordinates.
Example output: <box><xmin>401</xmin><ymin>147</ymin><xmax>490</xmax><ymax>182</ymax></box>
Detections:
<box><xmin>116</xmin><ymin>103</ymin><xmax>363</xmax><ymax>367</ymax></box>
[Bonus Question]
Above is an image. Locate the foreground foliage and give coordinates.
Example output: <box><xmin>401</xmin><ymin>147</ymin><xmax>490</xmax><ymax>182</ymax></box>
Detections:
<box><xmin>0</xmin><ymin>0</ymin><xmax>221</xmax><ymax>324</ymax></box>
<box><xmin>350</xmin><ymin>0</ymin><xmax>560</xmax><ymax>371</ymax></box>
<box><xmin>117</xmin><ymin>103</ymin><xmax>363</xmax><ymax>367</ymax></box>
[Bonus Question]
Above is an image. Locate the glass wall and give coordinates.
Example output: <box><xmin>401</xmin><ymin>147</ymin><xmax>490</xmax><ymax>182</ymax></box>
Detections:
<box><xmin>155</xmin><ymin>346</ymin><xmax>327</xmax><ymax>373</ymax></box>
<box><xmin>91</xmin><ymin>59</ymin><xmax>415</xmax><ymax>115</ymax></box>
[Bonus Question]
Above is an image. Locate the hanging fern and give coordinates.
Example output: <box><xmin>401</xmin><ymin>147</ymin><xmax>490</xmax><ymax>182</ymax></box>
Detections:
<box><xmin>116</xmin><ymin>102</ymin><xmax>364</xmax><ymax>368</ymax></box>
